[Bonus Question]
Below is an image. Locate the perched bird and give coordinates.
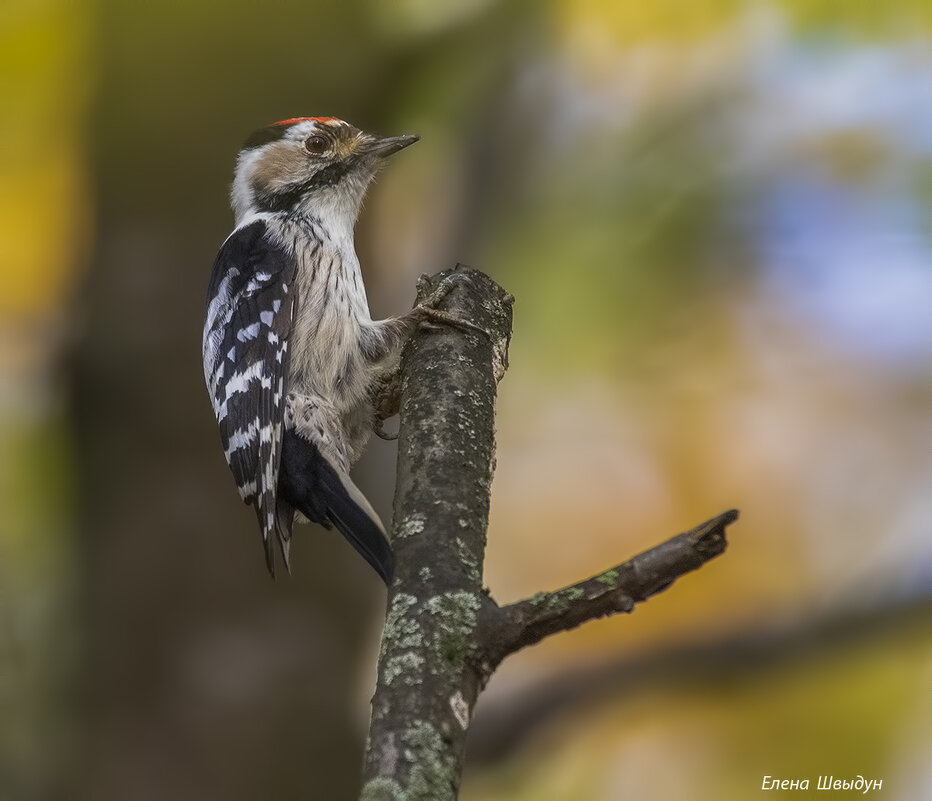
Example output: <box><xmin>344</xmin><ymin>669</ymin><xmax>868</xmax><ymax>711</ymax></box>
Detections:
<box><xmin>202</xmin><ymin>117</ymin><xmax>471</xmax><ymax>583</ymax></box>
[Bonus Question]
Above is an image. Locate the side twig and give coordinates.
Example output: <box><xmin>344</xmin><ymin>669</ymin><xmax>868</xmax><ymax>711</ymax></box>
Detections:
<box><xmin>482</xmin><ymin>510</ymin><xmax>738</xmax><ymax>667</ymax></box>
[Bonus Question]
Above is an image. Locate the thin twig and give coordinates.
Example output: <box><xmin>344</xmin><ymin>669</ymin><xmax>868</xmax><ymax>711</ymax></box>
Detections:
<box><xmin>483</xmin><ymin>510</ymin><xmax>738</xmax><ymax>665</ymax></box>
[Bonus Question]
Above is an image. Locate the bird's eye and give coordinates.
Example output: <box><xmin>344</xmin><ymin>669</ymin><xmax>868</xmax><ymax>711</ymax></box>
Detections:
<box><xmin>304</xmin><ymin>135</ymin><xmax>329</xmax><ymax>155</ymax></box>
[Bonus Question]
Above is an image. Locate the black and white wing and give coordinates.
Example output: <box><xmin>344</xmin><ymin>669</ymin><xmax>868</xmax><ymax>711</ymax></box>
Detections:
<box><xmin>203</xmin><ymin>219</ymin><xmax>295</xmax><ymax>573</ymax></box>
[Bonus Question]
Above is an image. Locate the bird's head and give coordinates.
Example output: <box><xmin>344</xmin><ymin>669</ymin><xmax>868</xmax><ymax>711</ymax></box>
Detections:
<box><xmin>231</xmin><ymin>117</ymin><xmax>418</xmax><ymax>227</ymax></box>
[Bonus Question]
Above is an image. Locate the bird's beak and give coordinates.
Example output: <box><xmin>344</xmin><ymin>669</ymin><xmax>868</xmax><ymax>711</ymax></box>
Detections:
<box><xmin>365</xmin><ymin>134</ymin><xmax>420</xmax><ymax>158</ymax></box>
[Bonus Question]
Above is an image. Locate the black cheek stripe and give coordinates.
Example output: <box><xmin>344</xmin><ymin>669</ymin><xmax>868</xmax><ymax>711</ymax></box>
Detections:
<box><xmin>255</xmin><ymin>160</ymin><xmax>357</xmax><ymax>214</ymax></box>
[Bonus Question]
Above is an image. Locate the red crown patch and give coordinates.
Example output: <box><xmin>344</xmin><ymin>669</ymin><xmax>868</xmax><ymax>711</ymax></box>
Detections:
<box><xmin>273</xmin><ymin>116</ymin><xmax>345</xmax><ymax>127</ymax></box>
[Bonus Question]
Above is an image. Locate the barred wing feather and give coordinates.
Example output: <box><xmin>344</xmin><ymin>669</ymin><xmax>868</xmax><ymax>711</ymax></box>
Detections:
<box><xmin>202</xmin><ymin>220</ymin><xmax>296</xmax><ymax>573</ymax></box>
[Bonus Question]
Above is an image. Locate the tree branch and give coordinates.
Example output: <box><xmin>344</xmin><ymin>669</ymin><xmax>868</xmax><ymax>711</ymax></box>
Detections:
<box><xmin>359</xmin><ymin>268</ymin><xmax>737</xmax><ymax>801</ymax></box>
<box><xmin>483</xmin><ymin>510</ymin><xmax>738</xmax><ymax>665</ymax></box>
<box><xmin>360</xmin><ymin>266</ymin><xmax>512</xmax><ymax>801</ymax></box>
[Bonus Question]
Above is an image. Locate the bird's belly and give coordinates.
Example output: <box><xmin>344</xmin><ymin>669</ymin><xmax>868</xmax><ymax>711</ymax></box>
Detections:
<box><xmin>288</xmin><ymin>305</ymin><xmax>370</xmax><ymax>411</ymax></box>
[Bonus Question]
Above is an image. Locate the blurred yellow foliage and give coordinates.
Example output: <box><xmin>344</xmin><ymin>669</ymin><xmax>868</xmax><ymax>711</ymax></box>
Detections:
<box><xmin>0</xmin><ymin>0</ymin><xmax>89</xmax><ymax>792</ymax></box>
<box><xmin>557</xmin><ymin>0</ymin><xmax>743</xmax><ymax>47</ymax></box>
<box><xmin>0</xmin><ymin>0</ymin><xmax>92</xmax><ymax>322</ymax></box>
<box><xmin>557</xmin><ymin>0</ymin><xmax>931</xmax><ymax>48</ymax></box>
<box><xmin>465</xmin><ymin>629</ymin><xmax>932</xmax><ymax>801</ymax></box>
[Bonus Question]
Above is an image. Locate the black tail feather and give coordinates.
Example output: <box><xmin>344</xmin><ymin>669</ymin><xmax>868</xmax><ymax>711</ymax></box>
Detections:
<box><xmin>318</xmin><ymin>468</ymin><xmax>394</xmax><ymax>584</ymax></box>
<box><xmin>278</xmin><ymin>429</ymin><xmax>393</xmax><ymax>584</ymax></box>
<box><xmin>273</xmin><ymin>496</ymin><xmax>295</xmax><ymax>574</ymax></box>
<box><xmin>254</xmin><ymin>504</ymin><xmax>278</xmax><ymax>577</ymax></box>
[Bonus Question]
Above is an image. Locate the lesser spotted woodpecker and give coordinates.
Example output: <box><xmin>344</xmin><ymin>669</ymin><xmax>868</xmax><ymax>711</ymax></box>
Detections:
<box><xmin>203</xmin><ymin>117</ymin><xmax>472</xmax><ymax>583</ymax></box>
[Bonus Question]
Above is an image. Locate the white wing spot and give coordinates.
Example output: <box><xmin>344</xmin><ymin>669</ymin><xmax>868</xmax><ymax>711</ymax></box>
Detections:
<box><xmin>237</xmin><ymin>323</ymin><xmax>260</xmax><ymax>341</ymax></box>
<box><xmin>260</xmin><ymin>310</ymin><xmax>274</xmax><ymax>326</ymax></box>
<box><xmin>225</xmin><ymin>362</ymin><xmax>263</xmax><ymax>396</ymax></box>
<box><xmin>226</xmin><ymin>421</ymin><xmax>258</xmax><ymax>454</ymax></box>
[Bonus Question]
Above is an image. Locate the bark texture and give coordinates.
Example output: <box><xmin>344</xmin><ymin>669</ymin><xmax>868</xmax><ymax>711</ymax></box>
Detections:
<box><xmin>360</xmin><ymin>267</ymin><xmax>737</xmax><ymax>801</ymax></box>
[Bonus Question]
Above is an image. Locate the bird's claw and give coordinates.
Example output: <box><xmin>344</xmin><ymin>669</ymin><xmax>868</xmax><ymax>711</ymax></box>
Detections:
<box><xmin>417</xmin><ymin>272</ymin><xmax>489</xmax><ymax>338</ymax></box>
<box><xmin>418</xmin><ymin>271</ymin><xmax>474</xmax><ymax>305</ymax></box>
<box><xmin>374</xmin><ymin>422</ymin><xmax>399</xmax><ymax>441</ymax></box>
<box><xmin>417</xmin><ymin>306</ymin><xmax>489</xmax><ymax>338</ymax></box>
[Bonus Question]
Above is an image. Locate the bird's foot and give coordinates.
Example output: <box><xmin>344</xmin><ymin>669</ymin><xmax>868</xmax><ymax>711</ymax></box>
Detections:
<box><xmin>371</xmin><ymin>369</ymin><xmax>402</xmax><ymax>421</ymax></box>
<box><xmin>415</xmin><ymin>273</ymin><xmax>489</xmax><ymax>338</ymax></box>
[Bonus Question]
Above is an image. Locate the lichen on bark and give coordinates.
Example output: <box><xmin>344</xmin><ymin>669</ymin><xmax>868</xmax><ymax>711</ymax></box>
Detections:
<box><xmin>360</xmin><ymin>268</ymin><xmax>513</xmax><ymax>801</ymax></box>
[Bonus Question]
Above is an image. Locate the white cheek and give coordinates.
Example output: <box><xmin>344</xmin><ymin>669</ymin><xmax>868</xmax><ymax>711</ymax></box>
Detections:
<box><xmin>268</xmin><ymin>163</ymin><xmax>313</xmax><ymax>192</ymax></box>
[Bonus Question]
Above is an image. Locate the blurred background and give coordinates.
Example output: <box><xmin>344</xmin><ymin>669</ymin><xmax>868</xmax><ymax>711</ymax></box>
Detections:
<box><xmin>2</xmin><ymin>0</ymin><xmax>931</xmax><ymax>798</ymax></box>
